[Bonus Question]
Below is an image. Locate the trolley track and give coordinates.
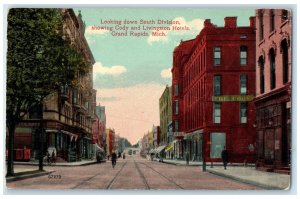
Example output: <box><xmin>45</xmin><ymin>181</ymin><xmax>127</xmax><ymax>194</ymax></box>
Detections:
<box><xmin>138</xmin><ymin>162</ymin><xmax>184</xmax><ymax>189</ymax></box>
<box><xmin>132</xmin><ymin>157</ymin><xmax>150</xmax><ymax>190</ymax></box>
<box><xmin>106</xmin><ymin>161</ymin><xmax>128</xmax><ymax>189</ymax></box>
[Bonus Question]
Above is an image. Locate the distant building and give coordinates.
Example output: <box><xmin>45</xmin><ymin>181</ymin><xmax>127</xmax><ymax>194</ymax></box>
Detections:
<box><xmin>254</xmin><ymin>9</ymin><xmax>291</xmax><ymax>173</ymax></box>
<box><xmin>172</xmin><ymin>16</ymin><xmax>257</xmax><ymax>163</ymax></box>
<box><xmin>159</xmin><ymin>85</ymin><xmax>172</xmax><ymax>145</ymax></box>
<box><xmin>106</xmin><ymin>128</ymin><xmax>115</xmax><ymax>155</ymax></box>
<box><xmin>152</xmin><ymin>125</ymin><xmax>161</xmax><ymax>148</ymax></box>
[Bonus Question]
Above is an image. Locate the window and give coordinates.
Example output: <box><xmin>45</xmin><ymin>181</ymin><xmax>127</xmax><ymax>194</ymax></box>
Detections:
<box><xmin>270</xmin><ymin>9</ymin><xmax>275</xmax><ymax>32</ymax></box>
<box><xmin>240</xmin><ymin>102</ymin><xmax>247</xmax><ymax>123</ymax></box>
<box><xmin>213</xmin><ymin>102</ymin><xmax>221</xmax><ymax>123</ymax></box>
<box><xmin>214</xmin><ymin>75</ymin><xmax>221</xmax><ymax>96</ymax></box>
<box><xmin>281</xmin><ymin>39</ymin><xmax>289</xmax><ymax>84</ymax></box>
<box><xmin>259</xmin><ymin>10</ymin><xmax>264</xmax><ymax>41</ymax></box>
<box><xmin>281</xmin><ymin>9</ymin><xmax>288</xmax><ymax>22</ymax></box>
<box><xmin>174</xmin><ymin>84</ymin><xmax>178</xmax><ymax>96</ymax></box>
<box><xmin>73</xmin><ymin>89</ymin><xmax>78</xmax><ymax>104</ymax></box>
<box><xmin>210</xmin><ymin>133</ymin><xmax>225</xmax><ymax>158</ymax></box>
<box><xmin>29</xmin><ymin>103</ymin><xmax>43</xmax><ymax>119</ymax></box>
<box><xmin>270</xmin><ymin>48</ymin><xmax>276</xmax><ymax>90</ymax></box>
<box><xmin>214</xmin><ymin>47</ymin><xmax>221</xmax><ymax>65</ymax></box>
<box><xmin>174</xmin><ymin>120</ymin><xmax>179</xmax><ymax>132</ymax></box>
<box><xmin>175</xmin><ymin>100</ymin><xmax>179</xmax><ymax>115</ymax></box>
<box><xmin>240</xmin><ymin>46</ymin><xmax>247</xmax><ymax>65</ymax></box>
<box><xmin>259</xmin><ymin>56</ymin><xmax>265</xmax><ymax>94</ymax></box>
<box><xmin>240</xmin><ymin>75</ymin><xmax>247</xmax><ymax>95</ymax></box>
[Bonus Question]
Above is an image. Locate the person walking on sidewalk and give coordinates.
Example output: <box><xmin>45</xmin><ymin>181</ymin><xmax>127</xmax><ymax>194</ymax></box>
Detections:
<box><xmin>111</xmin><ymin>151</ymin><xmax>117</xmax><ymax>168</ymax></box>
<box><xmin>185</xmin><ymin>151</ymin><xmax>190</xmax><ymax>165</ymax></box>
<box><xmin>221</xmin><ymin>146</ymin><xmax>228</xmax><ymax>170</ymax></box>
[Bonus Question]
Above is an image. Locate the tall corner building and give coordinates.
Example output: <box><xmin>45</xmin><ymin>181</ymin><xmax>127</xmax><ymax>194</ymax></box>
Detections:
<box><xmin>172</xmin><ymin>16</ymin><xmax>257</xmax><ymax>163</ymax></box>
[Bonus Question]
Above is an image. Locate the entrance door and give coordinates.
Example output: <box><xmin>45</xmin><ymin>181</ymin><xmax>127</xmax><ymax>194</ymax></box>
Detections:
<box><xmin>264</xmin><ymin>129</ymin><xmax>275</xmax><ymax>164</ymax></box>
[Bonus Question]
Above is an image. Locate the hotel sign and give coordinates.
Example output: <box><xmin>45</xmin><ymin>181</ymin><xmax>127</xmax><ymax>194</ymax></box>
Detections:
<box><xmin>212</xmin><ymin>95</ymin><xmax>255</xmax><ymax>102</ymax></box>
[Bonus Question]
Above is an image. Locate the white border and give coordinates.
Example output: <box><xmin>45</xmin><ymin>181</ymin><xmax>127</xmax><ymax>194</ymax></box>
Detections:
<box><xmin>1</xmin><ymin>1</ymin><xmax>299</xmax><ymax>199</ymax></box>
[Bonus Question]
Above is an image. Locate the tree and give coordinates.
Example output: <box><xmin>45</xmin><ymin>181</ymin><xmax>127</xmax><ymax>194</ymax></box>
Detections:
<box><xmin>6</xmin><ymin>8</ymin><xmax>88</xmax><ymax>176</ymax></box>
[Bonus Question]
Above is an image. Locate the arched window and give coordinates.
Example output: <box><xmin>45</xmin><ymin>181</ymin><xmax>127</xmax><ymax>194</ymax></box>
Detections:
<box><xmin>269</xmin><ymin>48</ymin><xmax>276</xmax><ymax>90</ymax></box>
<box><xmin>281</xmin><ymin>39</ymin><xmax>289</xmax><ymax>84</ymax></box>
<box><xmin>258</xmin><ymin>56</ymin><xmax>265</xmax><ymax>94</ymax></box>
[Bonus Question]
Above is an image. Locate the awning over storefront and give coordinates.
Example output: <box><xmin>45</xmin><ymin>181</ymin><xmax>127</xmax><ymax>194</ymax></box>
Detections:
<box><xmin>165</xmin><ymin>140</ymin><xmax>176</xmax><ymax>151</ymax></box>
<box><xmin>61</xmin><ymin>130</ymin><xmax>79</xmax><ymax>141</ymax></box>
<box><xmin>165</xmin><ymin>144</ymin><xmax>173</xmax><ymax>152</ymax></box>
<box><xmin>184</xmin><ymin>129</ymin><xmax>203</xmax><ymax>140</ymax></box>
<box><xmin>149</xmin><ymin>149</ymin><xmax>155</xmax><ymax>154</ymax></box>
<box><xmin>94</xmin><ymin>144</ymin><xmax>104</xmax><ymax>153</ymax></box>
<box><xmin>154</xmin><ymin>145</ymin><xmax>166</xmax><ymax>153</ymax></box>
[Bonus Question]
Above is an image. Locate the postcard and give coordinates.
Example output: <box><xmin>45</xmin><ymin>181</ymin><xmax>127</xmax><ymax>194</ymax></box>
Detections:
<box><xmin>4</xmin><ymin>7</ymin><xmax>292</xmax><ymax>192</ymax></box>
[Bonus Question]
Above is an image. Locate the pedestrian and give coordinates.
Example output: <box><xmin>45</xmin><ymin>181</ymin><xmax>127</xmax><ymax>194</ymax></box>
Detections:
<box><xmin>221</xmin><ymin>146</ymin><xmax>229</xmax><ymax>170</ymax></box>
<box><xmin>107</xmin><ymin>154</ymin><xmax>110</xmax><ymax>160</ymax></box>
<box><xmin>122</xmin><ymin>153</ymin><xmax>126</xmax><ymax>159</ymax></box>
<box><xmin>51</xmin><ymin>150</ymin><xmax>56</xmax><ymax>163</ymax></box>
<box><xmin>46</xmin><ymin>151</ymin><xmax>50</xmax><ymax>164</ymax></box>
<box><xmin>111</xmin><ymin>151</ymin><xmax>117</xmax><ymax>168</ymax></box>
<box><xmin>185</xmin><ymin>151</ymin><xmax>190</xmax><ymax>165</ymax></box>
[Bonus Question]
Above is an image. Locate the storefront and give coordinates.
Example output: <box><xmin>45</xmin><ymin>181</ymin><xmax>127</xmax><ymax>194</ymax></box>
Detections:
<box><xmin>254</xmin><ymin>86</ymin><xmax>291</xmax><ymax>172</ymax></box>
<box><xmin>183</xmin><ymin>130</ymin><xmax>203</xmax><ymax>161</ymax></box>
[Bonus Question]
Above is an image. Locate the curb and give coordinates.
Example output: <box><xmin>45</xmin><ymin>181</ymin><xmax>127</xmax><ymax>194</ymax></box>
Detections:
<box><xmin>207</xmin><ymin>169</ymin><xmax>285</xmax><ymax>190</ymax></box>
<box><xmin>6</xmin><ymin>170</ymin><xmax>55</xmax><ymax>182</ymax></box>
<box><xmin>14</xmin><ymin>160</ymin><xmax>104</xmax><ymax>167</ymax></box>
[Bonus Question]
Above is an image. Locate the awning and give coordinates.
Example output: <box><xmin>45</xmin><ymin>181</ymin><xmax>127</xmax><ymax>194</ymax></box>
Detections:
<box><xmin>149</xmin><ymin>149</ymin><xmax>155</xmax><ymax>154</ymax></box>
<box><xmin>61</xmin><ymin>130</ymin><xmax>79</xmax><ymax>141</ymax></box>
<box><xmin>184</xmin><ymin>129</ymin><xmax>203</xmax><ymax>140</ymax></box>
<box><xmin>165</xmin><ymin>144</ymin><xmax>173</xmax><ymax>152</ymax></box>
<box><xmin>154</xmin><ymin>145</ymin><xmax>166</xmax><ymax>153</ymax></box>
<box><xmin>94</xmin><ymin>144</ymin><xmax>104</xmax><ymax>153</ymax></box>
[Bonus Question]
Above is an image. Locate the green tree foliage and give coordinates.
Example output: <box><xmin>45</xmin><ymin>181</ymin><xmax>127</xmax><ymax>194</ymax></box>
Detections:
<box><xmin>6</xmin><ymin>8</ymin><xmax>88</xmax><ymax>176</ymax></box>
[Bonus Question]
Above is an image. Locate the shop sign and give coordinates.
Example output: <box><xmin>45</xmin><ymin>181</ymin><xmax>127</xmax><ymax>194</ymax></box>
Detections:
<box><xmin>173</xmin><ymin>132</ymin><xmax>185</xmax><ymax>137</ymax></box>
<box><xmin>212</xmin><ymin>95</ymin><xmax>255</xmax><ymax>102</ymax></box>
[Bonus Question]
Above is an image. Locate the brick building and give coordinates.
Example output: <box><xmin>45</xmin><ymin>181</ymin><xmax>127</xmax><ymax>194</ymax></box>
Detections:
<box><xmin>254</xmin><ymin>9</ymin><xmax>292</xmax><ymax>173</ymax></box>
<box><xmin>106</xmin><ymin>128</ymin><xmax>115</xmax><ymax>156</ymax></box>
<box><xmin>172</xmin><ymin>17</ymin><xmax>257</xmax><ymax>163</ymax></box>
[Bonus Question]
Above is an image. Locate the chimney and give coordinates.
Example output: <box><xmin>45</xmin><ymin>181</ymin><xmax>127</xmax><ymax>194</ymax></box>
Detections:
<box><xmin>249</xmin><ymin>16</ymin><xmax>255</xmax><ymax>28</ymax></box>
<box><xmin>204</xmin><ymin>19</ymin><xmax>212</xmax><ymax>28</ymax></box>
<box><xmin>224</xmin><ymin>17</ymin><xmax>237</xmax><ymax>28</ymax></box>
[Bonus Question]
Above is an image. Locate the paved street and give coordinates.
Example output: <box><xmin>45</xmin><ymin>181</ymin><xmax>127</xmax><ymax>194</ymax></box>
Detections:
<box><xmin>7</xmin><ymin>155</ymin><xmax>262</xmax><ymax>190</ymax></box>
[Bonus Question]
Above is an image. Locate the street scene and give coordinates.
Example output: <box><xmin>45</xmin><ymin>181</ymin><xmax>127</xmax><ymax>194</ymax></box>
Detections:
<box><xmin>5</xmin><ymin>7</ymin><xmax>292</xmax><ymax>192</ymax></box>
<box><xmin>7</xmin><ymin>154</ymin><xmax>264</xmax><ymax>190</ymax></box>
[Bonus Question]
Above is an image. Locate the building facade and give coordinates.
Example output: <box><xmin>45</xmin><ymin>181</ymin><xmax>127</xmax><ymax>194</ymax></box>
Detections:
<box><xmin>13</xmin><ymin>9</ymin><xmax>96</xmax><ymax>162</ymax></box>
<box><xmin>92</xmin><ymin>104</ymin><xmax>106</xmax><ymax>150</ymax></box>
<box><xmin>254</xmin><ymin>9</ymin><xmax>292</xmax><ymax>173</ymax></box>
<box><xmin>106</xmin><ymin>128</ymin><xmax>115</xmax><ymax>156</ymax></box>
<box><xmin>159</xmin><ymin>85</ymin><xmax>173</xmax><ymax>158</ymax></box>
<box><xmin>172</xmin><ymin>17</ymin><xmax>257</xmax><ymax>163</ymax></box>
<box><xmin>159</xmin><ymin>86</ymin><xmax>172</xmax><ymax>145</ymax></box>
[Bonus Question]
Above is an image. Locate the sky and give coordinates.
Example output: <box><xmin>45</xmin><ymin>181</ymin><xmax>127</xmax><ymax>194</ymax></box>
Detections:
<box><xmin>74</xmin><ymin>8</ymin><xmax>255</xmax><ymax>144</ymax></box>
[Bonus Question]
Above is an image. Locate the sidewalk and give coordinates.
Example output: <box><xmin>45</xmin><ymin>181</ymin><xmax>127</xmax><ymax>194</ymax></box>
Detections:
<box><xmin>156</xmin><ymin>158</ymin><xmax>290</xmax><ymax>190</ymax></box>
<box><xmin>6</xmin><ymin>159</ymin><xmax>105</xmax><ymax>182</ymax></box>
<box><xmin>14</xmin><ymin>158</ymin><xmax>103</xmax><ymax>167</ymax></box>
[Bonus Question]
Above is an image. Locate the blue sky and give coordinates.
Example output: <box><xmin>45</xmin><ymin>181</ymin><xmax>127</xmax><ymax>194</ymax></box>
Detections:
<box><xmin>74</xmin><ymin>8</ymin><xmax>255</xmax><ymax>143</ymax></box>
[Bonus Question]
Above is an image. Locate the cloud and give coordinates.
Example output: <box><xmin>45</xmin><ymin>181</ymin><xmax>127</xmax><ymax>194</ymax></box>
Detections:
<box><xmin>96</xmin><ymin>83</ymin><xmax>166</xmax><ymax>144</ymax></box>
<box><xmin>160</xmin><ymin>68</ymin><xmax>172</xmax><ymax>79</ymax></box>
<box><xmin>93</xmin><ymin>62</ymin><xmax>127</xmax><ymax>76</ymax></box>
<box><xmin>147</xmin><ymin>17</ymin><xmax>204</xmax><ymax>45</ymax></box>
